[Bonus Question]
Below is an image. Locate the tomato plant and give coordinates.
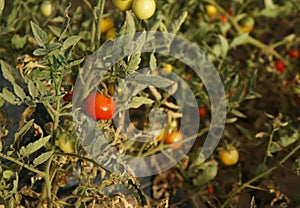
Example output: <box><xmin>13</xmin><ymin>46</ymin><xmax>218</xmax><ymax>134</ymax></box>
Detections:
<box><xmin>205</xmin><ymin>4</ymin><xmax>217</xmax><ymax>18</ymax></box>
<box><xmin>239</xmin><ymin>16</ymin><xmax>255</xmax><ymax>33</ymax></box>
<box><xmin>132</xmin><ymin>0</ymin><xmax>156</xmax><ymax>20</ymax></box>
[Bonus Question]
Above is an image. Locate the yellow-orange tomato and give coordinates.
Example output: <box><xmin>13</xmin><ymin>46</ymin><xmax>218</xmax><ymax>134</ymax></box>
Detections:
<box><xmin>205</xmin><ymin>4</ymin><xmax>217</xmax><ymax>18</ymax></box>
<box><xmin>105</xmin><ymin>28</ymin><xmax>117</xmax><ymax>41</ymax></box>
<box><xmin>164</xmin><ymin>131</ymin><xmax>183</xmax><ymax>150</ymax></box>
<box><xmin>101</xmin><ymin>18</ymin><xmax>114</xmax><ymax>33</ymax></box>
<box><xmin>156</xmin><ymin>129</ymin><xmax>167</xmax><ymax>142</ymax></box>
<box><xmin>112</xmin><ymin>0</ymin><xmax>133</xmax><ymax>11</ymax></box>
<box><xmin>239</xmin><ymin>16</ymin><xmax>255</xmax><ymax>33</ymax></box>
<box><xmin>219</xmin><ymin>147</ymin><xmax>239</xmax><ymax>166</ymax></box>
<box><xmin>162</xmin><ymin>64</ymin><xmax>173</xmax><ymax>75</ymax></box>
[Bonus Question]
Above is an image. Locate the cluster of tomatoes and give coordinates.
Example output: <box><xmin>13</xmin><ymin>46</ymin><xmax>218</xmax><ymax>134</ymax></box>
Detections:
<box><xmin>204</xmin><ymin>4</ymin><xmax>255</xmax><ymax>33</ymax></box>
<box><xmin>101</xmin><ymin>17</ymin><xmax>117</xmax><ymax>41</ymax></box>
<box><xmin>112</xmin><ymin>0</ymin><xmax>156</xmax><ymax>20</ymax></box>
<box><xmin>275</xmin><ymin>48</ymin><xmax>300</xmax><ymax>73</ymax></box>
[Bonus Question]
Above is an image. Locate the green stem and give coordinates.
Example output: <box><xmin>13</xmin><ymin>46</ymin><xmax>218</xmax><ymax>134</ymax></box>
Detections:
<box><xmin>45</xmin><ymin>155</ymin><xmax>54</xmax><ymax>208</ymax></box>
<box><xmin>221</xmin><ymin>144</ymin><xmax>300</xmax><ymax>207</ymax></box>
<box><xmin>0</xmin><ymin>153</ymin><xmax>46</xmax><ymax>177</ymax></box>
<box><xmin>95</xmin><ymin>0</ymin><xmax>106</xmax><ymax>49</ymax></box>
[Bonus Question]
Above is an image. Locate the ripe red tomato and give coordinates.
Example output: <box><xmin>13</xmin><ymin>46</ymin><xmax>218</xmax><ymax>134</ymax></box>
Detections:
<box><xmin>220</xmin><ymin>15</ymin><xmax>228</xmax><ymax>23</ymax></box>
<box><xmin>275</xmin><ymin>60</ymin><xmax>286</xmax><ymax>72</ymax></box>
<box><xmin>164</xmin><ymin>131</ymin><xmax>183</xmax><ymax>150</ymax></box>
<box><xmin>207</xmin><ymin>186</ymin><xmax>214</xmax><ymax>194</ymax></box>
<box><xmin>288</xmin><ymin>49</ymin><xmax>299</xmax><ymax>59</ymax></box>
<box><xmin>198</xmin><ymin>106</ymin><xmax>207</xmax><ymax>117</ymax></box>
<box><xmin>85</xmin><ymin>92</ymin><xmax>116</xmax><ymax>120</ymax></box>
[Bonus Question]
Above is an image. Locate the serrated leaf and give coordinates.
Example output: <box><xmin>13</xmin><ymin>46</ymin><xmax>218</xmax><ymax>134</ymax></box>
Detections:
<box><xmin>13</xmin><ymin>83</ymin><xmax>27</xmax><ymax>101</ymax></box>
<box><xmin>30</xmin><ymin>21</ymin><xmax>48</xmax><ymax>48</ymax></box>
<box><xmin>126</xmin><ymin>53</ymin><xmax>141</xmax><ymax>73</ymax></box>
<box><xmin>1</xmin><ymin>60</ymin><xmax>18</xmax><ymax>85</ymax></box>
<box><xmin>230</xmin><ymin>33</ymin><xmax>249</xmax><ymax>48</ymax></box>
<box><xmin>14</xmin><ymin>119</ymin><xmax>34</xmax><ymax>141</ymax></box>
<box><xmin>33</xmin><ymin>150</ymin><xmax>54</xmax><ymax>166</ymax></box>
<box><xmin>61</xmin><ymin>36</ymin><xmax>81</xmax><ymax>58</ymax></box>
<box><xmin>128</xmin><ymin>97</ymin><xmax>154</xmax><ymax>109</ymax></box>
<box><xmin>19</xmin><ymin>135</ymin><xmax>51</xmax><ymax>157</ymax></box>
<box><xmin>0</xmin><ymin>88</ymin><xmax>17</xmax><ymax>104</ymax></box>
<box><xmin>218</xmin><ymin>35</ymin><xmax>229</xmax><ymax>58</ymax></box>
<box><xmin>28</xmin><ymin>80</ymin><xmax>39</xmax><ymax>98</ymax></box>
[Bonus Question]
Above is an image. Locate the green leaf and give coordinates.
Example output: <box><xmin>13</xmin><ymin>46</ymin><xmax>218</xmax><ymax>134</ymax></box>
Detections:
<box><xmin>128</xmin><ymin>97</ymin><xmax>154</xmax><ymax>109</ymax></box>
<box><xmin>230</xmin><ymin>33</ymin><xmax>249</xmax><ymax>48</ymax></box>
<box><xmin>19</xmin><ymin>135</ymin><xmax>51</xmax><ymax>157</ymax></box>
<box><xmin>0</xmin><ymin>88</ymin><xmax>17</xmax><ymax>104</ymax></box>
<box><xmin>0</xmin><ymin>60</ymin><xmax>18</xmax><ymax>85</ymax></box>
<box><xmin>260</xmin><ymin>6</ymin><xmax>281</xmax><ymax>18</ymax></box>
<box><xmin>13</xmin><ymin>83</ymin><xmax>27</xmax><ymax>101</ymax></box>
<box><xmin>119</xmin><ymin>11</ymin><xmax>136</xmax><ymax>35</ymax></box>
<box><xmin>61</xmin><ymin>36</ymin><xmax>81</xmax><ymax>57</ymax></box>
<box><xmin>250</xmin><ymin>196</ymin><xmax>257</xmax><ymax>208</ymax></box>
<box><xmin>231</xmin><ymin>109</ymin><xmax>247</xmax><ymax>118</ymax></box>
<box><xmin>269</xmin><ymin>141</ymin><xmax>282</xmax><ymax>153</ymax></box>
<box><xmin>48</xmin><ymin>42</ymin><xmax>62</xmax><ymax>52</ymax></box>
<box><xmin>192</xmin><ymin>161</ymin><xmax>218</xmax><ymax>186</ymax></box>
<box><xmin>126</xmin><ymin>53</ymin><xmax>141</xmax><ymax>73</ymax></box>
<box><xmin>218</xmin><ymin>35</ymin><xmax>229</xmax><ymax>58</ymax></box>
<box><xmin>33</xmin><ymin>48</ymin><xmax>47</xmax><ymax>56</ymax></box>
<box><xmin>149</xmin><ymin>52</ymin><xmax>157</xmax><ymax>69</ymax></box>
<box><xmin>170</xmin><ymin>11</ymin><xmax>188</xmax><ymax>34</ymax></box>
<box><xmin>3</xmin><ymin>170</ymin><xmax>14</xmax><ymax>180</ymax></box>
<box><xmin>0</xmin><ymin>0</ymin><xmax>5</xmax><ymax>13</ymax></box>
<box><xmin>28</xmin><ymin>80</ymin><xmax>39</xmax><ymax>98</ymax></box>
<box><xmin>235</xmin><ymin>124</ymin><xmax>254</xmax><ymax>140</ymax></box>
<box><xmin>279</xmin><ymin>131</ymin><xmax>299</xmax><ymax>147</ymax></box>
<box><xmin>33</xmin><ymin>150</ymin><xmax>54</xmax><ymax>166</ymax></box>
<box><xmin>128</xmin><ymin>73</ymin><xmax>173</xmax><ymax>88</ymax></box>
<box><xmin>30</xmin><ymin>21</ymin><xmax>48</xmax><ymax>48</ymax></box>
<box><xmin>11</xmin><ymin>34</ymin><xmax>28</xmax><ymax>49</ymax></box>
<box><xmin>14</xmin><ymin>119</ymin><xmax>34</xmax><ymax>141</ymax></box>
<box><xmin>68</xmin><ymin>58</ymin><xmax>85</xmax><ymax>68</ymax></box>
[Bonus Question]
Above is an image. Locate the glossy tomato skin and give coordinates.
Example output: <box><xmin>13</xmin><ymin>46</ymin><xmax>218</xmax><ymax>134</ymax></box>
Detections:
<box><xmin>164</xmin><ymin>131</ymin><xmax>183</xmax><ymax>150</ymax></box>
<box><xmin>132</xmin><ymin>0</ymin><xmax>156</xmax><ymax>20</ymax></box>
<box><xmin>40</xmin><ymin>1</ymin><xmax>53</xmax><ymax>17</ymax></box>
<box><xmin>275</xmin><ymin>60</ymin><xmax>286</xmax><ymax>72</ymax></box>
<box><xmin>219</xmin><ymin>147</ymin><xmax>239</xmax><ymax>166</ymax></box>
<box><xmin>198</xmin><ymin>106</ymin><xmax>207</xmax><ymax>117</ymax></box>
<box><xmin>58</xmin><ymin>133</ymin><xmax>75</xmax><ymax>153</ymax></box>
<box><xmin>112</xmin><ymin>0</ymin><xmax>133</xmax><ymax>11</ymax></box>
<box><xmin>205</xmin><ymin>4</ymin><xmax>217</xmax><ymax>18</ymax></box>
<box><xmin>105</xmin><ymin>28</ymin><xmax>117</xmax><ymax>41</ymax></box>
<box><xmin>85</xmin><ymin>92</ymin><xmax>116</xmax><ymax>120</ymax></box>
<box><xmin>101</xmin><ymin>18</ymin><xmax>114</xmax><ymax>33</ymax></box>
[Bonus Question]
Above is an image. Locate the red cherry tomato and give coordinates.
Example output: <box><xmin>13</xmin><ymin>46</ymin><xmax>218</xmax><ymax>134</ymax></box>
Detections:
<box><xmin>275</xmin><ymin>60</ymin><xmax>286</xmax><ymax>72</ymax></box>
<box><xmin>220</xmin><ymin>15</ymin><xmax>228</xmax><ymax>23</ymax></box>
<box><xmin>288</xmin><ymin>49</ymin><xmax>299</xmax><ymax>59</ymax></box>
<box><xmin>207</xmin><ymin>186</ymin><xmax>214</xmax><ymax>194</ymax></box>
<box><xmin>198</xmin><ymin>106</ymin><xmax>207</xmax><ymax>117</ymax></box>
<box><xmin>85</xmin><ymin>92</ymin><xmax>116</xmax><ymax>120</ymax></box>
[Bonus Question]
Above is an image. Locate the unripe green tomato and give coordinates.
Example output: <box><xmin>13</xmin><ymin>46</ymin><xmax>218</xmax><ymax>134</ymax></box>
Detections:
<box><xmin>40</xmin><ymin>1</ymin><xmax>54</xmax><ymax>17</ymax></box>
<box><xmin>132</xmin><ymin>0</ymin><xmax>156</xmax><ymax>20</ymax></box>
<box><xmin>239</xmin><ymin>16</ymin><xmax>255</xmax><ymax>33</ymax></box>
<box><xmin>58</xmin><ymin>133</ymin><xmax>75</xmax><ymax>153</ymax></box>
<box><xmin>112</xmin><ymin>0</ymin><xmax>133</xmax><ymax>11</ymax></box>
